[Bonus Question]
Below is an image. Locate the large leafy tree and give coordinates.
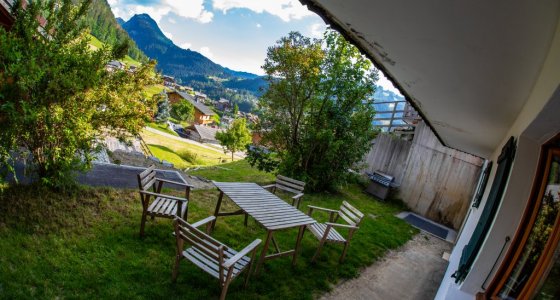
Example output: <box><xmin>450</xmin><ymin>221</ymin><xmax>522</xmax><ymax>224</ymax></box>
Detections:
<box><xmin>257</xmin><ymin>30</ymin><xmax>379</xmax><ymax>191</ymax></box>
<box><xmin>0</xmin><ymin>0</ymin><xmax>157</xmax><ymax>188</ymax></box>
<box><xmin>170</xmin><ymin>100</ymin><xmax>195</xmax><ymax>123</ymax></box>
<box><xmin>216</xmin><ymin>118</ymin><xmax>252</xmax><ymax>161</ymax></box>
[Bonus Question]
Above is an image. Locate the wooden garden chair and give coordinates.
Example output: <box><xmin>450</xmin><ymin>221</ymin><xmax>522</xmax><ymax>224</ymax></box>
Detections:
<box><xmin>137</xmin><ymin>165</ymin><xmax>193</xmax><ymax>237</ymax></box>
<box><xmin>262</xmin><ymin>175</ymin><xmax>305</xmax><ymax>208</ymax></box>
<box><xmin>306</xmin><ymin>201</ymin><xmax>365</xmax><ymax>263</ymax></box>
<box><xmin>172</xmin><ymin>216</ymin><xmax>261</xmax><ymax>300</ymax></box>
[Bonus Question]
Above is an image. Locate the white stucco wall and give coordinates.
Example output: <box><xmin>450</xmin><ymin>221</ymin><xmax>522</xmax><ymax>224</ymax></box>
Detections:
<box><xmin>436</xmin><ymin>18</ymin><xmax>560</xmax><ymax>299</ymax></box>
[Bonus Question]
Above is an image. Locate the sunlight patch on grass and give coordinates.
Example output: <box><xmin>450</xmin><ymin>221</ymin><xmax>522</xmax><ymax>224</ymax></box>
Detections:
<box><xmin>141</xmin><ymin>129</ymin><xmax>230</xmax><ymax>167</ymax></box>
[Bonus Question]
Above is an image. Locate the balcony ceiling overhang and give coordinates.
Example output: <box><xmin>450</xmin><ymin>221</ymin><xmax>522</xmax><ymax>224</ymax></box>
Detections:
<box><xmin>301</xmin><ymin>0</ymin><xmax>560</xmax><ymax>157</ymax></box>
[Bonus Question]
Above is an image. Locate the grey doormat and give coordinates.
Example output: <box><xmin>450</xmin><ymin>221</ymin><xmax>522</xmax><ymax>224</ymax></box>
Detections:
<box><xmin>397</xmin><ymin>212</ymin><xmax>456</xmax><ymax>242</ymax></box>
<box><xmin>403</xmin><ymin>214</ymin><xmax>448</xmax><ymax>239</ymax></box>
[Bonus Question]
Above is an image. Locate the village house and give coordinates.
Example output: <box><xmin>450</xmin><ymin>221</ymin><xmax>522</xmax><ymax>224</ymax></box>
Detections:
<box><xmin>216</xmin><ymin>98</ymin><xmax>231</xmax><ymax>111</ymax></box>
<box><xmin>162</xmin><ymin>75</ymin><xmax>175</xmax><ymax>87</ymax></box>
<box><xmin>105</xmin><ymin>60</ymin><xmax>125</xmax><ymax>72</ymax></box>
<box><xmin>185</xmin><ymin>124</ymin><xmax>222</xmax><ymax>144</ymax></box>
<box><xmin>167</xmin><ymin>90</ymin><xmax>215</xmax><ymax>125</ymax></box>
<box><xmin>301</xmin><ymin>0</ymin><xmax>560</xmax><ymax>299</ymax></box>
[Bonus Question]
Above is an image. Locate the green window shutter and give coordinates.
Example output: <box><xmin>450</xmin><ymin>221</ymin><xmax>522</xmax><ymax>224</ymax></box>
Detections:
<box><xmin>452</xmin><ymin>136</ymin><xmax>516</xmax><ymax>283</ymax></box>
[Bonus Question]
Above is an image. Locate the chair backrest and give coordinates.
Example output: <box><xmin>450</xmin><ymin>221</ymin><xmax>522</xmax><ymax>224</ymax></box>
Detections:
<box><xmin>339</xmin><ymin>201</ymin><xmax>365</xmax><ymax>226</ymax></box>
<box><xmin>276</xmin><ymin>175</ymin><xmax>305</xmax><ymax>194</ymax></box>
<box><xmin>174</xmin><ymin>218</ymin><xmax>230</xmax><ymax>283</ymax></box>
<box><xmin>137</xmin><ymin>165</ymin><xmax>156</xmax><ymax>191</ymax></box>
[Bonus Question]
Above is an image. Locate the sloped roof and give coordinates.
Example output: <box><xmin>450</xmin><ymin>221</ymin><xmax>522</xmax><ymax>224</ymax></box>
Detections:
<box><xmin>192</xmin><ymin>125</ymin><xmax>222</xmax><ymax>142</ymax></box>
<box><xmin>174</xmin><ymin>91</ymin><xmax>215</xmax><ymax>116</ymax></box>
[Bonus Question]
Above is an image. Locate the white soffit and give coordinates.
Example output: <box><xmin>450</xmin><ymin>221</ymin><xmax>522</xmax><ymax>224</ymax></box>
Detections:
<box><xmin>302</xmin><ymin>0</ymin><xmax>560</xmax><ymax>157</ymax></box>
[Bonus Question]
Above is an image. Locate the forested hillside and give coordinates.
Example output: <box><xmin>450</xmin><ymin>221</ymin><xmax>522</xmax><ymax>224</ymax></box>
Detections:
<box><xmin>83</xmin><ymin>0</ymin><xmax>147</xmax><ymax>62</ymax></box>
<box><xmin>121</xmin><ymin>13</ymin><xmax>266</xmax><ymax>112</ymax></box>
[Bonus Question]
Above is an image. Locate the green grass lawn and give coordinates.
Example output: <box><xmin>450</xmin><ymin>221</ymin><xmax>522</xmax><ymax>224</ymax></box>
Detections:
<box><xmin>141</xmin><ymin>129</ymin><xmax>231</xmax><ymax>168</ymax></box>
<box><xmin>0</xmin><ymin>177</ymin><xmax>414</xmax><ymax>299</ymax></box>
<box><xmin>144</xmin><ymin>84</ymin><xmax>166</xmax><ymax>99</ymax></box>
<box><xmin>188</xmin><ymin>160</ymin><xmax>276</xmax><ymax>185</ymax></box>
<box><xmin>147</xmin><ymin>122</ymin><xmax>179</xmax><ymax>137</ymax></box>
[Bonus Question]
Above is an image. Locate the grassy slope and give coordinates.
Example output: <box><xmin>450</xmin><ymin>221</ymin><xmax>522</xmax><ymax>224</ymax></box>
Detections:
<box><xmin>88</xmin><ymin>34</ymin><xmax>139</xmax><ymax>66</ymax></box>
<box><xmin>189</xmin><ymin>159</ymin><xmax>276</xmax><ymax>184</ymax></box>
<box><xmin>146</xmin><ymin>122</ymin><xmax>178</xmax><ymax>137</ymax></box>
<box><xmin>141</xmin><ymin>129</ymin><xmax>230</xmax><ymax>168</ymax></box>
<box><xmin>0</xmin><ymin>169</ymin><xmax>414</xmax><ymax>299</ymax></box>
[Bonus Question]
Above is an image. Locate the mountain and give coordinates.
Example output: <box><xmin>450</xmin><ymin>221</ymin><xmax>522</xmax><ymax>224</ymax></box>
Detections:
<box><xmin>121</xmin><ymin>14</ymin><xmax>266</xmax><ymax>108</ymax></box>
<box><xmin>115</xmin><ymin>17</ymin><xmax>125</xmax><ymax>26</ymax></box>
<box><xmin>83</xmin><ymin>0</ymin><xmax>147</xmax><ymax>62</ymax></box>
<box><xmin>122</xmin><ymin>14</ymin><xmax>260</xmax><ymax>80</ymax></box>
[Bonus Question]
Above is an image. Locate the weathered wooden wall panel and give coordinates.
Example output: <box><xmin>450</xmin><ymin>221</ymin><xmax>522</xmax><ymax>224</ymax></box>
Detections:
<box><xmin>362</xmin><ymin>122</ymin><xmax>484</xmax><ymax>229</ymax></box>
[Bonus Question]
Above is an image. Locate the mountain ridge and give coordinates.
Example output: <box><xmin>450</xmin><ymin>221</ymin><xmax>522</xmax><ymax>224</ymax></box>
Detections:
<box><xmin>122</xmin><ymin>14</ymin><xmax>261</xmax><ymax>81</ymax></box>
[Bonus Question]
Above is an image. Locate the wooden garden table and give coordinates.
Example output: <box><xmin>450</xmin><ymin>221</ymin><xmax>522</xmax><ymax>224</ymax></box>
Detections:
<box><xmin>211</xmin><ymin>181</ymin><xmax>316</xmax><ymax>273</ymax></box>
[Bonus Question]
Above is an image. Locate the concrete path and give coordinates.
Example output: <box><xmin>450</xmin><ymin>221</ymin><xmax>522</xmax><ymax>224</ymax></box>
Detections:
<box><xmin>5</xmin><ymin>162</ymin><xmax>190</xmax><ymax>190</ymax></box>
<box><xmin>76</xmin><ymin>163</ymin><xmax>187</xmax><ymax>189</ymax></box>
<box><xmin>320</xmin><ymin>233</ymin><xmax>452</xmax><ymax>300</ymax></box>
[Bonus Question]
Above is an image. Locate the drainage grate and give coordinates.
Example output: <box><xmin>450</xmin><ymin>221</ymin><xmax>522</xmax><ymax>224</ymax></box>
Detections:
<box><xmin>403</xmin><ymin>214</ymin><xmax>449</xmax><ymax>240</ymax></box>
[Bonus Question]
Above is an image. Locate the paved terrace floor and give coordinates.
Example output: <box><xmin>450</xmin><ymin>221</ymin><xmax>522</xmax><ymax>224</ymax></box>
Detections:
<box><xmin>320</xmin><ymin>233</ymin><xmax>452</xmax><ymax>300</ymax></box>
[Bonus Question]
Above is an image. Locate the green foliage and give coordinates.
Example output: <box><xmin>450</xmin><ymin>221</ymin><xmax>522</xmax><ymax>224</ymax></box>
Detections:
<box><xmin>0</xmin><ymin>0</ymin><xmax>157</xmax><ymax>188</ymax></box>
<box><xmin>170</xmin><ymin>100</ymin><xmax>195</xmax><ymax>123</ymax></box>
<box><xmin>258</xmin><ymin>30</ymin><xmax>379</xmax><ymax>191</ymax></box>
<box><xmin>84</xmin><ymin>0</ymin><xmax>147</xmax><ymax>62</ymax></box>
<box><xmin>154</xmin><ymin>91</ymin><xmax>170</xmax><ymax>123</ymax></box>
<box><xmin>216</xmin><ymin>118</ymin><xmax>252</xmax><ymax>161</ymax></box>
<box><xmin>245</xmin><ymin>145</ymin><xmax>279</xmax><ymax>173</ymax></box>
<box><xmin>233</xmin><ymin>103</ymin><xmax>239</xmax><ymax>115</ymax></box>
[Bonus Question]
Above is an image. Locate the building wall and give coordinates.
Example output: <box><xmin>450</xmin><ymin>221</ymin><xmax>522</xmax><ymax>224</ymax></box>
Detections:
<box><xmin>436</xmin><ymin>19</ymin><xmax>560</xmax><ymax>299</ymax></box>
<box><xmin>168</xmin><ymin>92</ymin><xmax>182</xmax><ymax>105</ymax></box>
<box><xmin>194</xmin><ymin>110</ymin><xmax>212</xmax><ymax>125</ymax></box>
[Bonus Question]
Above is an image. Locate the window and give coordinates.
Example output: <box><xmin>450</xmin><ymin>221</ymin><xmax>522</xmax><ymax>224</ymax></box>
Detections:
<box><xmin>484</xmin><ymin>140</ymin><xmax>560</xmax><ymax>299</ymax></box>
<box><xmin>452</xmin><ymin>137</ymin><xmax>516</xmax><ymax>283</ymax></box>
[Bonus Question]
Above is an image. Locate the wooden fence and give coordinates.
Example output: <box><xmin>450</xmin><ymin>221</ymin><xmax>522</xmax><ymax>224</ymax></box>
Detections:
<box><xmin>362</xmin><ymin>122</ymin><xmax>484</xmax><ymax>229</ymax></box>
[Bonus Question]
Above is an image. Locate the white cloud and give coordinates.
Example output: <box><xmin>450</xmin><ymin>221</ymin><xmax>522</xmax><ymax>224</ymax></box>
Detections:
<box><xmin>111</xmin><ymin>0</ymin><xmax>213</xmax><ymax>24</ymax></box>
<box><xmin>199</xmin><ymin>46</ymin><xmax>214</xmax><ymax>59</ymax></box>
<box><xmin>163</xmin><ymin>0</ymin><xmax>214</xmax><ymax>23</ymax></box>
<box><xmin>310</xmin><ymin>23</ymin><xmax>324</xmax><ymax>37</ymax></box>
<box><xmin>180</xmin><ymin>42</ymin><xmax>192</xmax><ymax>49</ymax></box>
<box><xmin>212</xmin><ymin>0</ymin><xmax>314</xmax><ymax>22</ymax></box>
<box><xmin>168</xmin><ymin>17</ymin><xmax>176</xmax><ymax>24</ymax></box>
<box><xmin>107</xmin><ymin>0</ymin><xmax>118</xmax><ymax>6</ymax></box>
<box><xmin>256</xmin><ymin>23</ymin><xmax>261</xmax><ymax>28</ymax></box>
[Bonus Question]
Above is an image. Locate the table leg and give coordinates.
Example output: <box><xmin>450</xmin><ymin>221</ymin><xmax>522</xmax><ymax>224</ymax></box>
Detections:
<box><xmin>211</xmin><ymin>191</ymin><xmax>224</xmax><ymax>232</ymax></box>
<box><xmin>255</xmin><ymin>230</ymin><xmax>273</xmax><ymax>274</ymax></box>
<box><xmin>292</xmin><ymin>225</ymin><xmax>306</xmax><ymax>266</ymax></box>
<box><xmin>271</xmin><ymin>235</ymin><xmax>280</xmax><ymax>253</ymax></box>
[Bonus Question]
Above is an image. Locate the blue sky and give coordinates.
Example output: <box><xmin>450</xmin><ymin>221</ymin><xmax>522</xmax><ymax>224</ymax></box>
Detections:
<box><xmin>108</xmin><ymin>0</ymin><xmax>398</xmax><ymax>92</ymax></box>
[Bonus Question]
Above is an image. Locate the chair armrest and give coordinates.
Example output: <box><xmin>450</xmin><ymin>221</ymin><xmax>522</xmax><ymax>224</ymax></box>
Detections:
<box><xmin>138</xmin><ymin>190</ymin><xmax>187</xmax><ymax>202</ymax></box>
<box><xmin>191</xmin><ymin>216</ymin><xmax>216</xmax><ymax>228</ymax></box>
<box><xmin>307</xmin><ymin>205</ymin><xmax>339</xmax><ymax>214</ymax></box>
<box><xmin>223</xmin><ymin>239</ymin><xmax>262</xmax><ymax>268</ymax></box>
<box><xmin>326</xmin><ymin>222</ymin><xmax>359</xmax><ymax>230</ymax></box>
<box><xmin>262</xmin><ymin>184</ymin><xmax>275</xmax><ymax>190</ymax></box>
<box><xmin>156</xmin><ymin>178</ymin><xmax>194</xmax><ymax>188</ymax></box>
<box><xmin>292</xmin><ymin>193</ymin><xmax>304</xmax><ymax>200</ymax></box>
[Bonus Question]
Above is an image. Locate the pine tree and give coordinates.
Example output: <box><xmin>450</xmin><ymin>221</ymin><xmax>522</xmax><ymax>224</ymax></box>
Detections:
<box><xmin>154</xmin><ymin>91</ymin><xmax>170</xmax><ymax>123</ymax></box>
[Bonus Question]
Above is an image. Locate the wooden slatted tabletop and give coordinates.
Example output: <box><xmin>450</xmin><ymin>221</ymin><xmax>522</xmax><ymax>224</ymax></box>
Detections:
<box><xmin>212</xmin><ymin>182</ymin><xmax>315</xmax><ymax>230</ymax></box>
<box><xmin>211</xmin><ymin>181</ymin><xmax>316</xmax><ymax>273</ymax></box>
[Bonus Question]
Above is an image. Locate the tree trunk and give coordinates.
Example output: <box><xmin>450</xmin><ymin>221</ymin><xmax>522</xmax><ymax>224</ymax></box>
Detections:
<box><xmin>231</xmin><ymin>151</ymin><xmax>234</xmax><ymax>161</ymax></box>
